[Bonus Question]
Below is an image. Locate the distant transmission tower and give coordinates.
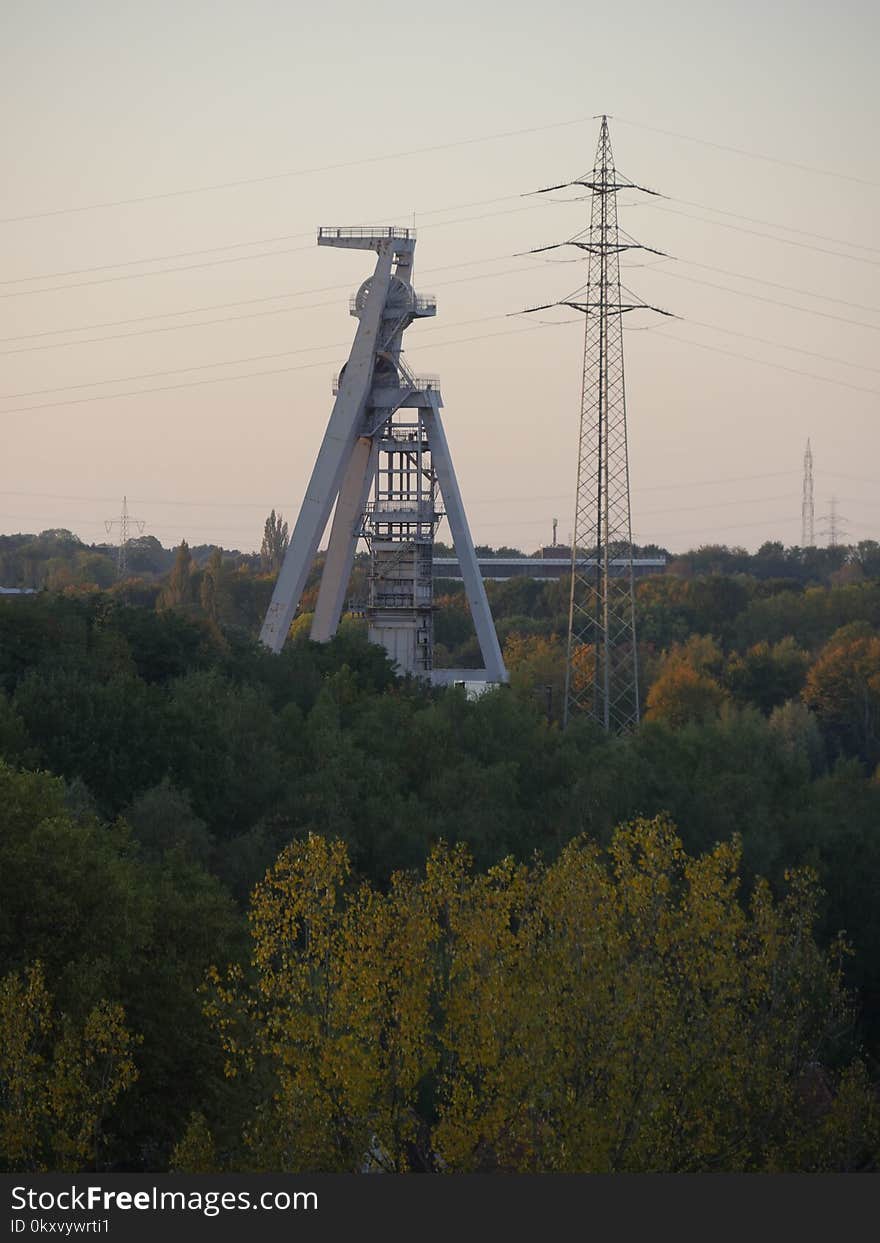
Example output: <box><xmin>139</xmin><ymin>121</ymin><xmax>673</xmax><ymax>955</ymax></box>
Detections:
<box><xmin>801</xmin><ymin>438</ymin><xmax>814</xmax><ymax>547</ymax></box>
<box><xmin>825</xmin><ymin>495</ymin><xmax>847</xmax><ymax>548</ymax></box>
<box><xmin>525</xmin><ymin>115</ymin><xmax>672</xmax><ymax>731</ymax></box>
<box><xmin>104</xmin><ymin>496</ymin><xmax>145</xmax><ymax>577</ymax></box>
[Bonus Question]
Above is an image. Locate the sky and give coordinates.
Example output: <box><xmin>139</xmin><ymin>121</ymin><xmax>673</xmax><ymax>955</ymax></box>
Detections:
<box><xmin>2</xmin><ymin>0</ymin><xmax>879</xmax><ymax>556</ymax></box>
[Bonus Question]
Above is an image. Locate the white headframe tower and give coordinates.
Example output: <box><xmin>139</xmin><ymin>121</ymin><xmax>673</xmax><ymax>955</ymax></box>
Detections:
<box><xmin>260</xmin><ymin>226</ymin><xmax>506</xmax><ymax>685</ymax></box>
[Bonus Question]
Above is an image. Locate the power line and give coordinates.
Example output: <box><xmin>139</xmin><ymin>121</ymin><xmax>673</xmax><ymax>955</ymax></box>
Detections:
<box><xmin>643</xmin><ymin>202</ymin><xmax>880</xmax><ymax>267</ymax></box>
<box><xmin>0</xmin><ymin>243</ymin><xmax>315</xmax><ymax>300</ymax></box>
<box><xmin>683</xmin><ymin>318</ymin><xmax>880</xmax><ymax>377</ymax></box>
<box><xmin>651</xmin><ymin>328</ymin><xmax>880</xmax><ymax>396</ymax></box>
<box><xmin>0</xmin><ymin>297</ymin><xmax>343</xmax><ymax>360</ymax></box>
<box><xmin>0</xmin><ymin>318</ymin><xmax>570</xmax><ymax>416</ymax></box>
<box><xmin>614</xmin><ymin>117</ymin><xmax>880</xmax><ymax>189</ymax></box>
<box><xmin>2</xmin><ymin>304</ymin><xmax>537</xmax><ymax>401</ymax></box>
<box><xmin>469</xmin><ymin>494</ymin><xmax>800</xmax><ymax>525</ymax></box>
<box><xmin>836</xmin><ymin>495</ymin><xmax>880</xmax><ymax>509</ymax></box>
<box><xmin>638</xmin><ymin>469</ymin><xmax>799</xmax><ymax>493</ymax></box>
<box><xmin>0</xmin><ymin>200</ymin><xmax>562</xmax><ymax>302</ymax></box>
<box><xmin>0</xmin><ymin>231</ymin><xmax>312</xmax><ymax>286</ymax></box>
<box><xmin>6</xmin><ymin>217</ymin><xmax>875</xmax><ymax>367</ymax></box>
<box><xmin>0</xmin><ymin>190</ymin><xmax>529</xmax><ymax>285</ymax></box>
<box><xmin>0</xmin><ymin>114</ymin><xmax>595</xmax><ymax>224</ymax></box>
<box><xmin>635</xmin><ymin>515</ymin><xmax>803</xmax><ymax>539</ymax></box>
<box><xmin>0</xmin><ymin>471</ymin><xmax>810</xmax><ymax>511</ymax></box>
<box><xmin>0</xmin><ymin>194</ymin><xmax>557</xmax><ymax>290</ymax></box>
<box><xmin>639</xmin><ymin>493</ymin><xmax>797</xmax><ymax>517</ymax></box>
<box><xmin>650</xmin><ymin>267</ymin><xmax>880</xmax><ymax>332</ymax></box>
<box><xmin>0</xmin><ymin>250</ymin><xmax>519</xmax><ymax>346</ymax></box>
<box><xmin>668</xmin><ymin>197</ymin><xmax>880</xmax><ymax>256</ymax></box>
<box><xmin>1</xmin><ymin>339</ymin><xmax>348</xmax><ymax>401</ymax></box>
<box><xmin>8</xmin><ymin>300</ymin><xmax>876</xmax><ymax>417</ymax></box>
<box><xmin>676</xmin><ymin>257</ymin><xmax>880</xmax><ymax>316</ymax></box>
<box><xmin>826</xmin><ymin>471</ymin><xmax>880</xmax><ymax>485</ymax></box>
<box><xmin>0</xmin><ymin>260</ymin><xmax>548</xmax><ymax>357</ymax></box>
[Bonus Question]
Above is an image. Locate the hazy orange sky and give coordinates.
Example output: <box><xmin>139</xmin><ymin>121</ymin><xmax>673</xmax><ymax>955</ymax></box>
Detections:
<box><xmin>2</xmin><ymin>0</ymin><xmax>878</xmax><ymax>556</ymax></box>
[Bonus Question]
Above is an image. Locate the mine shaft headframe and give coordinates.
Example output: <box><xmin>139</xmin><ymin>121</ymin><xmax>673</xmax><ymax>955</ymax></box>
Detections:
<box><xmin>318</xmin><ymin>226</ymin><xmax>417</xmax><ymax>255</ymax></box>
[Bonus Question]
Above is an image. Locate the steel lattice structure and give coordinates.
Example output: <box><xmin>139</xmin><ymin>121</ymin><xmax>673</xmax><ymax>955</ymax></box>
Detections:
<box><xmin>801</xmin><ymin>438</ymin><xmax>814</xmax><ymax>547</ymax></box>
<box><xmin>104</xmin><ymin>495</ymin><xmax>145</xmax><ymax>578</ymax></box>
<box><xmin>526</xmin><ymin>116</ymin><xmax>672</xmax><ymax>731</ymax></box>
<box><xmin>260</xmin><ymin>227</ymin><xmax>506</xmax><ymax>687</ymax></box>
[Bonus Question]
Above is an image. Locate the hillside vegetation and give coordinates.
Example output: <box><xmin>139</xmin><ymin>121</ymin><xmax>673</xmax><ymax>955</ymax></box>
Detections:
<box><xmin>1</xmin><ymin>534</ymin><xmax>879</xmax><ymax>1171</ymax></box>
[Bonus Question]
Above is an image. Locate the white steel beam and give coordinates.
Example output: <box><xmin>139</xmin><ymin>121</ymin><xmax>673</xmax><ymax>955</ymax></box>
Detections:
<box><xmin>260</xmin><ymin>243</ymin><xmax>395</xmax><ymax>652</ymax></box>
<box><xmin>310</xmin><ymin>436</ymin><xmax>376</xmax><ymax>642</ymax></box>
<box><xmin>422</xmin><ymin>398</ymin><xmax>508</xmax><ymax>683</ymax></box>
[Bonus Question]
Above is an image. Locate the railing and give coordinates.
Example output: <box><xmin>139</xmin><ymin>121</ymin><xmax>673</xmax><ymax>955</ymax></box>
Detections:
<box><xmin>371</xmin><ymin>593</ymin><xmax>418</xmax><ymax>608</ymax></box>
<box><xmin>379</xmin><ymin>427</ymin><xmax>425</xmax><ymax>444</ymax></box>
<box><xmin>332</xmin><ymin>372</ymin><xmax>440</xmax><ymax>395</ymax></box>
<box><xmin>319</xmin><ymin>226</ymin><xmax>415</xmax><ymax>241</ymax></box>
<box><xmin>348</xmin><ymin>292</ymin><xmax>436</xmax><ymax>314</ymax></box>
<box><xmin>366</xmin><ymin>500</ymin><xmax>436</xmax><ymax>517</ymax></box>
<box><xmin>388</xmin><ymin>374</ymin><xmax>440</xmax><ymax>392</ymax></box>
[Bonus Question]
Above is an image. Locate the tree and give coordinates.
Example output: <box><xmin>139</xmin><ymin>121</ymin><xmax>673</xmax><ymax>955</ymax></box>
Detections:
<box><xmin>503</xmin><ymin>632</ymin><xmax>566</xmax><ymax>721</ymax></box>
<box><xmin>725</xmin><ymin>637</ymin><xmax>809</xmax><ymax>714</ymax></box>
<box><xmin>202</xmin><ymin>822</ymin><xmax>879</xmax><ymax>1173</ymax></box>
<box><xmin>0</xmin><ymin>762</ymin><xmax>244</xmax><ymax>1170</ymax></box>
<box><xmin>0</xmin><ymin>961</ymin><xmax>138</xmax><ymax>1172</ymax></box>
<box><xmin>644</xmin><ymin>656</ymin><xmax>728</xmax><ymax>728</ymax></box>
<box><xmin>199</xmin><ymin>548</ymin><xmax>224</xmax><ymax>623</ymax></box>
<box><xmin>260</xmin><ymin>511</ymin><xmax>289</xmax><ymax>575</ymax></box>
<box><xmin>852</xmin><ymin>540</ymin><xmax>880</xmax><ymax>579</ymax></box>
<box><xmin>206</xmin><ymin>834</ymin><xmax>440</xmax><ymax>1172</ymax></box>
<box><xmin>803</xmin><ymin>634</ymin><xmax>880</xmax><ymax>763</ymax></box>
<box><xmin>158</xmin><ymin>541</ymin><xmax>195</xmax><ymax>614</ymax></box>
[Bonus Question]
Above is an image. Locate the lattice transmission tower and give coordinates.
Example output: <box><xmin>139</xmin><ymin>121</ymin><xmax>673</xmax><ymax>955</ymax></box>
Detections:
<box><xmin>824</xmin><ymin>495</ymin><xmax>847</xmax><ymax>549</ymax></box>
<box><xmin>801</xmin><ymin>438</ymin><xmax>815</xmax><ymax>547</ymax></box>
<box><xmin>104</xmin><ymin>495</ymin><xmax>145</xmax><ymax>577</ymax></box>
<box><xmin>525</xmin><ymin>115</ymin><xmax>672</xmax><ymax>731</ymax></box>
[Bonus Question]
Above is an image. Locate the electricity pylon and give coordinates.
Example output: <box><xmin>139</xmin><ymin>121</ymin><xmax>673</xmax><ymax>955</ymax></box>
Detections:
<box><xmin>525</xmin><ymin>115</ymin><xmax>672</xmax><ymax>731</ymax></box>
<box><xmin>801</xmin><ymin>439</ymin><xmax>814</xmax><ymax>547</ymax></box>
<box><xmin>104</xmin><ymin>496</ymin><xmax>145</xmax><ymax>577</ymax></box>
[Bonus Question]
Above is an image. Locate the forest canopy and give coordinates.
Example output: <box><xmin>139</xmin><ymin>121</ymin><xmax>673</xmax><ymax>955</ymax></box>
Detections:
<box><xmin>1</xmin><ymin>536</ymin><xmax>879</xmax><ymax>1172</ymax></box>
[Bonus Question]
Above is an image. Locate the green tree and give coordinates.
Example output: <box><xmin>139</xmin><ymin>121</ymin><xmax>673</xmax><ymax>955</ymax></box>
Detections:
<box><xmin>0</xmin><ymin>763</ymin><xmax>244</xmax><ymax>1169</ymax></box>
<box><xmin>199</xmin><ymin>548</ymin><xmax>224</xmax><ymax>623</ymax></box>
<box><xmin>260</xmin><ymin>511</ymin><xmax>289</xmax><ymax>575</ymax></box>
<box><xmin>725</xmin><ymin>637</ymin><xmax>809</xmax><ymax>714</ymax></box>
<box><xmin>158</xmin><ymin>541</ymin><xmax>195</xmax><ymax>613</ymax></box>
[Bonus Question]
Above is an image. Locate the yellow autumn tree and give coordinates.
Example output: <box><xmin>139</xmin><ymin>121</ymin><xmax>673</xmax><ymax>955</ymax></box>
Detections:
<box><xmin>205</xmin><ymin>834</ymin><xmax>440</xmax><ymax>1172</ymax></box>
<box><xmin>0</xmin><ymin>962</ymin><xmax>139</xmax><ymax>1172</ymax></box>
<box><xmin>432</xmin><ymin>822</ymin><xmax>875</xmax><ymax>1172</ymax></box>
<box><xmin>803</xmin><ymin>634</ymin><xmax>880</xmax><ymax>761</ymax></box>
<box><xmin>201</xmin><ymin>823</ymin><xmax>879</xmax><ymax>1173</ymax></box>
<box><xmin>644</xmin><ymin>637</ymin><xmax>728</xmax><ymax>728</ymax></box>
<box><xmin>503</xmin><ymin>632</ymin><xmax>594</xmax><ymax>720</ymax></box>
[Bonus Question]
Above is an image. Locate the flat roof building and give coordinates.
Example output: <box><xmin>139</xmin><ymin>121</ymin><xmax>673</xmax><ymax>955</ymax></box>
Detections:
<box><xmin>433</xmin><ymin>557</ymin><xmax>666</xmax><ymax>583</ymax></box>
